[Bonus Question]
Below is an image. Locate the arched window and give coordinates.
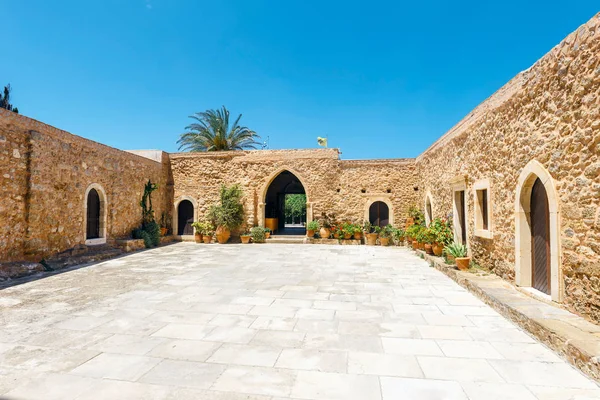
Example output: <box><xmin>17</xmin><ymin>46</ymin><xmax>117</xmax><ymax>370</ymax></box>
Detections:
<box><xmin>369</xmin><ymin>201</ymin><xmax>389</xmax><ymax>227</ymax></box>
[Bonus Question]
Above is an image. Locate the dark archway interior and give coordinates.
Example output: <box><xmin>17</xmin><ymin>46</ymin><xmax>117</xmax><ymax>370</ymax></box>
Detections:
<box><xmin>177</xmin><ymin>200</ymin><xmax>194</xmax><ymax>235</ymax></box>
<box><xmin>265</xmin><ymin>171</ymin><xmax>306</xmax><ymax>235</ymax></box>
<box><xmin>86</xmin><ymin>189</ymin><xmax>101</xmax><ymax>239</ymax></box>
<box><xmin>531</xmin><ymin>177</ymin><xmax>551</xmax><ymax>295</ymax></box>
<box><xmin>369</xmin><ymin>201</ymin><xmax>389</xmax><ymax>228</ymax></box>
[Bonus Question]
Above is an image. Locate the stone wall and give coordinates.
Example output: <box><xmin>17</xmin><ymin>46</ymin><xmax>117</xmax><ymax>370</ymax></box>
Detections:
<box><xmin>0</xmin><ymin>109</ymin><xmax>173</xmax><ymax>261</ymax></box>
<box><xmin>415</xmin><ymin>13</ymin><xmax>600</xmax><ymax>321</ymax></box>
<box><xmin>170</xmin><ymin>149</ymin><xmax>419</xmax><ymax>228</ymax></box>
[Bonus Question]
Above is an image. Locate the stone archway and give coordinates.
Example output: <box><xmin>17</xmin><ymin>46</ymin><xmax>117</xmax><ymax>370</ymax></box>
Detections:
<box><xmin>173</xmin><ymin>196</ymin><xmax>198</xmax><ymax>237</ymax></box>
<box><xmin>515</xmin><ymin>160</ymin><xmax>562</xmax><ymax>302</ymax></box>
<box><xmin>258</xmin><ymin>167</ymin><xmax>313</xmax><ymax>230</ymax></box>
<box><xmin>262</xmin><ymin>169</ymin><xmax>307</xmax><ymax>234</ymax></box>
<box><xmin>83</xmin><ymin>183</ymin><xmax>107</xmax><ymax>245</ymax></box>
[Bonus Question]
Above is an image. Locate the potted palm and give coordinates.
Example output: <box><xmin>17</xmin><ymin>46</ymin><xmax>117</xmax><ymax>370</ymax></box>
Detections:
<box><xmin>208</xmin><ymin>184</ymin><xmax>245</xmax><ymax>244</ymax></box>
<box><xmin>306</xmin><ymin>220</ymin><xmax>319</xmax><ymax>237</ymax></box>
<box><xmin>444</xmin><ymin>243</ymin><xmax>470</xmax><ymax>270</ymax></box>
<box><xmin>190</xmin><ymin>221</ymin><xmax>203</xmax><ymax>243</ymax></box>
<box><xmin>251</xmin><ymin>226</ymin><xmax>266</xmax><ymax>243</ymax></box>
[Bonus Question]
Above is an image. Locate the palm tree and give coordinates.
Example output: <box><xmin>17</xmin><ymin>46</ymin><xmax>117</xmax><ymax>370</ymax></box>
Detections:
<box><xmin>0</xmin><ymin>84</ymin><xmax>19</xmax><ymax>113</ymax></box>
<box><xmin>177</xmin><ymin>106</ymin><xmax>260</xmax><ymax>152</ymax></box>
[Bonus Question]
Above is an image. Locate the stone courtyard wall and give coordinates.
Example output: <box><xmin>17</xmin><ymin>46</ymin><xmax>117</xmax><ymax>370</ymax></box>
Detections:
<box><xmin>415</xmin><ymin>14</ymin><xmax>600</xmax><ymax>321</ymax></box>
<box><xmin>0</xmin><ymin>109</ymin><xmax>173</xmax><ymax>262</ymax></box>
<box><xmin>170</xmin><ymin>149</ymin><xmax>419</xmax><ymax>228</ymax></box>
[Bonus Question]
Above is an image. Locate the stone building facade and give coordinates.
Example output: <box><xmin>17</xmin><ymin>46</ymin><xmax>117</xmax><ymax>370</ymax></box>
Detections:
<box><xmin>0</xmin><ymin>13</ymin><xmax>598</xmax><ymax>322</ymax></box>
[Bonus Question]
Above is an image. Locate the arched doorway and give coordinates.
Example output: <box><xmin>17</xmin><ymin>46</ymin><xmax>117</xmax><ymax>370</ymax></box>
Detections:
<box><xmin>425</xmin><ymin>195</ymin><xmax>433</xmax><ymax>226</ymax></box>
<box><xmin>264</xmin><ymin>170</ymin><xmax>306</xmax><ymax>235</ymax></box>
<box><xmin>369</xmin><ymin>201</ymin><xmax>389</xmax><ymax>228</ymax></box>
<box><xmin>531</xmin><ymin>178</ymin><xmax>550</xmax><ymax>295</ymax></box>
<box><xmin>86</xmin><ymin>189</ymin><xmax>101</xmax><ymax>239</ymax></box>
<box><xmin>515</xmin><ymin>160</ymin><xmax>561</xmax><ymax>302</ymax></box>
<box><xmin>177</xmin><ymin>200</ymin><xmax>194</xmax><ymax>235</ymax></box>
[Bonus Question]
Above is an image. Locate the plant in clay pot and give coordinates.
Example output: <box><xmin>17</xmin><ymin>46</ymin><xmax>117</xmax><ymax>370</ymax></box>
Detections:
<box><xmin>393</xmin><ymin>227</ymin><xmax>405</xmax><ymax>246</ymax></box>
<box><xmin>342</xmin><ymin>222</ymin><xmax>354</xmax><ymax>240</ymax></box>
<box><xmin>318</xmin><ymin>212</ymin><xmax>335</xmax><ymax>239</ymax></box>
<box><xmin>351</xmin><ymin>223</ymin><xmax>362</xmax><ymax>240</ymax></box>
<box><xmin>240</xmin><ymin>230</ymin><xmax>252</xmax><ymax>244</ymax></box>
<box><xmin>407</xmin><ymin>205</ymin><xmax>425</xmax><ymax>229</ymax></box>
<box><xmin>430</xmin><ymin>217</ymin><xmax>453</xmax><ymax>257</ymax></box>
<box><xmin>263</xmin><ymin>227</ymin><xmax>272</xmax><ymax>239</ymax></box>
<box><xmin>379</xmin><ymin>224</ymin><xmax>394</xmax><ymax>246</ymax></box>
<box><xmin>208</xmin><ymin>184</ymin><xmax>245</xmax><ymax>244</ymax></box>
<box><xmin>190</xmin><ymin>221</ymin><xmax>204</xmax><ymax>243</ymax></box>
<box><xmin>444</xmin><ymin>243</ymin><xmax>470</xmax><ymax>270</ymax></box>
<box><xmin>250</xmin><ymin>226</ymin><xmax>266</xmax><ymax>243</ymax></box>
<box><xmin>423</xmin><ymin>228</ymin><xmax>435</xmax><ymax>255</ymax></box>
<box><xmin>364</xmin><ymin>222</ymin><xmax>380</xmax><ymax>245</ymax></box>
<box><xmin>306</xmin><ymin>220</ymin><xmax>319</xmax><ymax>238</ymax></box>
<box><xmin>194</xmin><ymin>221</ymin><xmax>214</xmax><ymax>243</ymax></box>
<box><xmin>405</xmin><ymin>224</ymin><xmax>421</xmax><ymax>249</ymax></box>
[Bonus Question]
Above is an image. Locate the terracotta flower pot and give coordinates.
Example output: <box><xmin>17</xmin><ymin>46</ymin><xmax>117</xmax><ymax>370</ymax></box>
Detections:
<box><xmin>307</xmin><ymin>229</ymin><xmax>315</xmax><ymax>237</ymax></box>
<box><xmin>344</xmin><ymin>233</ymin><xmax>352</xmax><ymax>240</ymax></box>
<box><xmin>265</xmin><ymin>232</ymin><xmax>271</xmax><ymax>239</ymax></box>
<box><xmin>398</xmin><ymin>236</ymin><xmax>405</xmax><ymax>246</ymax></box>
<box><xmin>203</xmin><ymin>235</ymin><xmax>212</xmax><ymax>244</ymax></box>
<box><xmin>215</xmin><ymin>226</ymin><xmax>231</xmax><ymax>244</ymax></box>
<box><xmin>424</xmin><ymin>243</ymin><xmax>434</xmax><ymax>255</ymax></box>
<box><xmin>432</xmin><ymin>243</ymin><xmax>444</xmax><ymax>256</ymax></box>
<box><xmin>412</xmin><ymin>240</ymin><xmax>418</xmax><ymax>250</ymax></box>
<box><xmin>160</xmin><ymin>227</ymin><xmax>168</xmax><ymax>236</ymax></box>
<box><xmin>353</xmin><ymin>232</ymin><xmax>361</xmax><ymax>240</ymax></box>
<box><xmin>366</xmin><ymin>233</ymin><xmax>378</xmax><ymax>246</ymax></box>
<box><xmin>456</xmin><ymin>257</ymin><xmax>471</xmax><ymax>271</ymax></box>
<box><xmin>418</xmin><ymin>242</ymin><xmax>426</xmax><ymax>251</ymax></box>
<box><xmin>319</xmin><ymin>228</ymin><xmax>331</xmax><ymax>239</ymax></box>
<box><xmin>194</xmin><ymin>232</ymin><xmax>203</xmax><ymax>243</ymax></box>
<box><xmin>380</xmin><ymin>237</ymin><xmax>390</xmax><ymax>246</ymax></box>
<box><xmin>240</xmin><ymin>235</ymin><xmax>251</xmax><ymax>244</ymax></box>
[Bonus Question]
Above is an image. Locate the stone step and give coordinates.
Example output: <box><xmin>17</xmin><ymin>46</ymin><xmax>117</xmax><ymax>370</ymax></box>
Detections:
<box><xmin>267</xmin><ymin>235</ymin><xmax>306</xmax><ymax>244</ymax></box>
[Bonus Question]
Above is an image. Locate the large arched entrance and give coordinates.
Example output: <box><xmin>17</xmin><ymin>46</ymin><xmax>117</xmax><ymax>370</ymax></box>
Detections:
<box><xmin>264</xmin><ymin>170</ymin><xmax>306</xmax><ymax>235</ymax></box>
<box><xmin>369</xmin><ymin>201</ymin><xmax>389</xmax><ymax>227</ymax></box>
<box><xmin>177</xmin><ymin>200</ymin><xmax>194</xmax><ymax>235</ymax></box>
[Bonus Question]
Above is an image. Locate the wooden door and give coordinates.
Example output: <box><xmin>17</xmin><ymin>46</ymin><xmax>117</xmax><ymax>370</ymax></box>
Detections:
<box><xmin>86</xmin><ymin>189</ymin><xmax>100</xmax><ymax>239</ymax></box>
<box><xmin>531</xmin><ymin>178</ymin><xmax>550</xmax><ymax>295</ymax></box>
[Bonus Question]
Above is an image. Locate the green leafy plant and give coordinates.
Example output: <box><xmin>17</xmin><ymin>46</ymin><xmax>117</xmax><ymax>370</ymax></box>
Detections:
<box><xmin>393</xmin><ymin>227</ymin><xmax>405</xmax><ymax>241</ymax></box>
<box><xmin>177</xmin><ymin>106</ymin><xmax>261</xmax><ymax>152</ymax></box>
<box><xmin>407</xmin><ymin>205</ymin><xmax>425</xmax><ymax>226</ymax></box>
<box><xmin>444</xmin><ymin>243</ymin><xmax>468</xmax><ymax>258</ymax></box>
<box><xmin>208</xmin><ymin>184</ymin><xmax>245</xmax><ymax>231</ymax></box>
<box><xmin>250</xmin><ymin>226</ymin><xmax>266</xmax><ymax>243</ymax></box>
<box><xmin>429</xmin><ymin>218</ymin><xmax>453</xmax><ymax>245</ymax></box>
<box><xmin>379</xmin><ymin>224</ymin><xmax>395</xmax><ymax>239</ymax></box>
<box><xmin>405</xmin><ymin>224</ymin><xmax>423</xmax><ymax>241</ymax></box>
<box><xmin>192</xmin><ymin>221</ymin><xmax>214</xmax><ymax>236</ymax></box>
<box><xmin>306</xmin><ymin>220</ymin><xmax>319</xmax><ymax>231</ymax></box>
<box><xmin>263</xmin><ymin>227</ymin><xmax>272</xmax><ymax>234</ymax></box>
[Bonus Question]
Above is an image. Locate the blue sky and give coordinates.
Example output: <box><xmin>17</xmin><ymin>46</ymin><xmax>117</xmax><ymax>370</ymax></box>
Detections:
<box><xmin>2</xmin><ymin>1</ymin><xmax>597</xmax><ymax>159</ymax></box>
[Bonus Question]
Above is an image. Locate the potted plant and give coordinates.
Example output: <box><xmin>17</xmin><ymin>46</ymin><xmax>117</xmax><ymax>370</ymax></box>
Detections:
<box><xmin>393</xmin><ymin>227</ymin><xmax>405</xmax><ymax>246</ymax></box>
<box><xmin>444</xmin><ymin>243</ymin><xmax>470</xmax><ymax>270</ymax></box>
<box><xmin>364</xmin><ymin>222</ymin><xmax>379</xmax><ymax>245</ymax></box>
<box><xmin>264</xmin><ymin>227</ymin><xmax>272</xmax><ymax>239</ymax></box>
<box><xmin>318</xmin><ymin>212</ymin><xmax>335</xmax><ymax>239</ymax></box>
<box><xmin>160</xmin><ymin>212</ymin><xmax>169</xmax><ymax>236</ymax></box>
<box><xmin>208</xmin><ymin>184</ymin><xmax>245</xmax><ymax>244</ymax></box>
<box><xmin>379</xmin><ymin>224</ymin><xmax>394</xmax><ymax>246</ymax></box>
<box><xmin>406</xmin><ymin>205</ymin><xmax>425</xmax><ymax>229</ymax></box>
<box><xmin>430</xmin><ymin>218</ymin><xmax>453</xmax><ymax>256</ymax></box>
<box><xmin>195</xmin><ymin>221</ymin><xmax>214</xmax><ymax>243</ymax></box>
<box><xmin>423</xmin><ymin>228</ymin><xmax>435</xmax><ymax>255</ymax></box>
<box><xmin>306</xmin><ymin>220</ymin><xmax>319</xmax><ymax>237</ymax></box>
<box><xmin>251</xmin><ymin>226</ymin><xmax>266</xmax><ymax>243</ymax></box>
<box><xmin>342</xmin><ymin>223</ymin><xmax>354</xmax><ymax>240</ymax></box>
<box><xmin>240</xmin><ymin>230</ymin><xmax>252</xmax><ymax>244</ymax></box>
<box><xmin>190</xmin><ymin>221</ymin><xmax>204</xmax><ymax>243</ymax></box>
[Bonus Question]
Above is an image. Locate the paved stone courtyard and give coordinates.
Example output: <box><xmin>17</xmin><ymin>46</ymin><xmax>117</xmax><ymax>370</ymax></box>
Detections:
<box><xmin>0</xmin><ymin>243</ymin><xmax>599</xmax><ymax>400</ymax></box>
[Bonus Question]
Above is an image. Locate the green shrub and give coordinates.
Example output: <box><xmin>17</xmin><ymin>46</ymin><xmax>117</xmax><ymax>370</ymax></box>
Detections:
<box><xmin>306</xmin><ymin>220</ymin><xmax>319</xmax><ymax>231</ymax></box>
<box><xmin>208</xmin><ymin>184</ymin><xmax>245</xmax><ymax>231</ymax></box>
<box><xmin>250</xmin><ymin>226</ymin><xmax>266</xmax><ymax>243</ymax></box>
<box><xmin>144</xmin><ymin>221</ymin><xmax>161</xmax><ymax>247</ymax></box>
